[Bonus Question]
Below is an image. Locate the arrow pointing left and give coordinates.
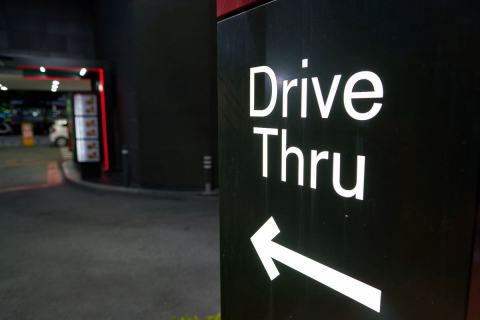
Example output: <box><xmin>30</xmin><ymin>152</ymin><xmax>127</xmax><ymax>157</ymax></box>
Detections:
<box><xmin>251</xmin><ymin>216</ymin><xmax>382</xmax><ymax>313</ymax></box>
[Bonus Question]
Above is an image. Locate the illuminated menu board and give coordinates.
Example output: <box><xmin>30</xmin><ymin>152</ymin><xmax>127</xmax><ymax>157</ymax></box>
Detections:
<box><xmin>74</xmin><ymin>93</ymin><xmax>100</xmax><ymax>163</ymax></box>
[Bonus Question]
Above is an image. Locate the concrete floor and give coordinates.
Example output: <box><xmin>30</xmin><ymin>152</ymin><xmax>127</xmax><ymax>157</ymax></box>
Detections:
<box><xmin>0</xmin><ymin>146</ymin><xmax>220</xmax><ymax>320</ymax></box>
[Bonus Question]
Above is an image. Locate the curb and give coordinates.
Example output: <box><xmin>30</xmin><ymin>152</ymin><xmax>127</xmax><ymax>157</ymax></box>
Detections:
<box><xmin>60</xmin><ymin>161</ymin><xmax>219</xmax><ymax>199</ymax></box>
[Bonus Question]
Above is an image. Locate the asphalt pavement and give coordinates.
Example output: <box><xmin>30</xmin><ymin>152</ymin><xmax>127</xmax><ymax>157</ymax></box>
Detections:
<box><xmin>0</xmin><ymin>146</ymin><xmax>220</xmax><ymax>320</ymax></box>
<box><xmin>0</xmin><ymin>146</ymin><xmax>63</xmax><ymax>191</ymax></box>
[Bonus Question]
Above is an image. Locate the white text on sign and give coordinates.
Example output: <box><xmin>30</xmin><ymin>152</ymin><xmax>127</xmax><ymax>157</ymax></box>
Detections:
<box><xmin>251</xmin><ymin>59</ymin><xmax>383</xmax><ymax>200</ymax></box>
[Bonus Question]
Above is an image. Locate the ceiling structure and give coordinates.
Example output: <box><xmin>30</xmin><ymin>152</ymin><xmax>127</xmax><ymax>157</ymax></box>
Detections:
<box><xmin>0</xmin><ymin>73</ymin><xmax>91</xmax><ymax>92</ymax></box>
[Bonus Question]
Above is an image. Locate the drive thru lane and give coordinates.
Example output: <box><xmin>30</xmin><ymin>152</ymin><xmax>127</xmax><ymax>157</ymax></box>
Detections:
<box><xmin>0</xmin><ymin>145</ymin><xmax>220</xmax><ymax>319</ymax></box>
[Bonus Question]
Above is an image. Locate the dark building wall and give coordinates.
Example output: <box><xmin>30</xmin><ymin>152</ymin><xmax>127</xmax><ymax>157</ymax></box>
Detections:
<box><xmin>95</xmin><ymin>0</ymin><xmax>141</xmax><ymax>181</ymax></box>
<box><xmin>94</xmin><ymin>0</ymin><xmax>217</xmax><ymax>189</ymax></box>
<box><xmin>132</xmin><ymin>0</ymin><xmax>217</xmax><ymax>189</ymax></box>
<box><xmin>0</xmin><ymin>0</ymin><xmax>96</xmax><ymax>59</ymax></box>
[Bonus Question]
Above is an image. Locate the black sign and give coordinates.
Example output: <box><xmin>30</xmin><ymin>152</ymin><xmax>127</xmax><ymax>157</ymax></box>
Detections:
<box><xmin>218</xmin><ymin>0</ymin><xmax>480</xmax><ymax>319</ymax></box>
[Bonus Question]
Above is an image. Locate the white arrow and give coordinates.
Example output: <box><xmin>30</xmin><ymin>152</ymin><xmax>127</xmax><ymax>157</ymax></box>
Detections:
<box><xmin>251</xmin><ymin>217</ymin><xmax>382</xmax><ymax>313</ymax></box>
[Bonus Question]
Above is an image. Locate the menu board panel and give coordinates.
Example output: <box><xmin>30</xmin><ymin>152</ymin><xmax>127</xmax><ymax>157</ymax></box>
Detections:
<box><xmin>76</xmin><ymin>140</ymin><xmax>100</xmax><ymax>162</ymax></box>
<box><xmin>75</xmin><ymin>117</ymin><xmax>99</xmax><ymax>139</ymax></box>
<box><xmin>74</xmin><ymin>93</ymin><xmax>100</xmax><ymax>163</ymax></box>
<box><xmin>74</xmin><ymin>94</ymin><xmax>98</xmax><ymax>116</ymax></box>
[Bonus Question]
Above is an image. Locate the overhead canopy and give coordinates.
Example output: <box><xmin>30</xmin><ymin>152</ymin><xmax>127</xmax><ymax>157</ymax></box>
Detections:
<box><xmin>0</xmin><ymin>73</ymin><xmax>91</xmax><ymax>92</ymax></box>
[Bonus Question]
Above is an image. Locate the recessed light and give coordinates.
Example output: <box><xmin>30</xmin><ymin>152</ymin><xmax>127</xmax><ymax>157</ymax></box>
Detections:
<box><xmin>79</xmin><ymin>68</ymin><xmax>87</xmax><ymax>76</ymax></box>
<box><xmin>40</xmin><ymin>66</ymin><xmax>46</xmax><ymax>72</ymax></box>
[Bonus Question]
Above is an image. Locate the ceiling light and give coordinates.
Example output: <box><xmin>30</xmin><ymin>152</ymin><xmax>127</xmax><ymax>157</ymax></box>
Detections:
<box><xmin>1</xmin><ymin>86</ymin><xmax>8</xmax><ymax>91</ymax></box>
<box><xmin>79</xmin><ymin>68</ymin><xmax>87</xmax><ymax>76</ymax></box>
<box><xmin>40</xmin><ymin>66</ymin><xmax>46</xmax><ymax>72</ymax></box>
<box><xmin>52</xmin><ymin>80</ymin><xmax>59</xmax><ymax>85</ymax></box>
<box><xmin>51</xmin><ymin>88</ymin><xmax>57</xmax><ymax>92</ymax></box>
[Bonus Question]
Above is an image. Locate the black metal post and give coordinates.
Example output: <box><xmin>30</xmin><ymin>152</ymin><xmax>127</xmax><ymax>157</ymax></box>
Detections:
<box><xmin>122</xmin><ymin>145</ymin><xmax>129</xmax><ymax>187</ymax></box>
<box><xmin>203</xmin><ymin>155</ymin><xmax>212</xmax><ymax>194</ymax></box>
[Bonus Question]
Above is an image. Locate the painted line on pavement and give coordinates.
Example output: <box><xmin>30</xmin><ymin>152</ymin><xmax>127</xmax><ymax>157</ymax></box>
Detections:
<box><xmin>0</xmin><ymin>183</ymin><xmax>53</xmax><ymax>193</ymax></box>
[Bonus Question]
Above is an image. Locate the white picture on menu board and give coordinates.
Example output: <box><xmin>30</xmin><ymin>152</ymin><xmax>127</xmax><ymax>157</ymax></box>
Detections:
<box><xmin>76</xmin><ymin>140</ymin><xmax>100</xmax><ymax>162</ymax></box>
<box><xmin>75</xmin><ymin>117</ymin><xmax>99</xmax><ymax>139</ymax></box>
<box><xmin>74</xmin><ymin>93</ymin><xmax>98</xmax><ymax>116</ymax></box>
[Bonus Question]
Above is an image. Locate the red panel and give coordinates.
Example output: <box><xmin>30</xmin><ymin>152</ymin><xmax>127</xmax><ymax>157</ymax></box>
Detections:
<box><xmin>98</xmin><ymin>68</ymin><xmax>109</xmax><ymax>171</ymax></box>
<box><xmin>217</xmin><ymin>0</ymin><xmax>266</xmax><ymax>18</ymax></box>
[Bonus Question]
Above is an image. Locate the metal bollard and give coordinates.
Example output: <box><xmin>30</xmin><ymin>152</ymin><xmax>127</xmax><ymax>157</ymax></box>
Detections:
<box><xmin>122</xmin><ymin>145</ymin><xmax>129</xmax><ymax>187</ymax></box>
<box><xmin>203</xmin><ymin>155</ymin><xmax>212</xmax><ymax>194</ymax></box>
